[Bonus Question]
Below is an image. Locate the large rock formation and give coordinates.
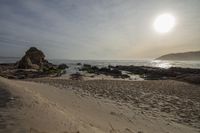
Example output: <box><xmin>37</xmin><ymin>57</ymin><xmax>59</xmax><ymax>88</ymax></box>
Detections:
<box><xmin>16</xmin><ymin>47</ymin><xmax>46</xmax><ymax>70</ymax></box>
<box><xmin>0</xmin><ymin>47</ymin><xmax>68</xmax><ymax>79</ymax></box>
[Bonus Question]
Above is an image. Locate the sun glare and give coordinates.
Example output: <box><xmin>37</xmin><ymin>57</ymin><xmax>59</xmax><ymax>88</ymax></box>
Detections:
<box><xmin>154</xmin><ymin>13</ymin><xmax>176</xmax><ymax>33</ymax></box>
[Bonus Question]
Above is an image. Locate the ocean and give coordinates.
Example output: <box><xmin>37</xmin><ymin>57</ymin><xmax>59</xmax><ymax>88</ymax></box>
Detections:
<box><xmin>1</xmin><ymin>57</ymin><xmax>200</xmax><ymax>79</ymax></box>
<box><xmin>0</xmin><ymin>57</ymin><xmax>200</xmax><ymax>70</ymax></box>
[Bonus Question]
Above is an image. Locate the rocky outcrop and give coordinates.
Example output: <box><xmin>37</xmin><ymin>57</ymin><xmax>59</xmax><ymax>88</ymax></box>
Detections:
<box><xmin>16</xmin><ymin>47</ymin><xmax>45</xmax><ymax>70</ymax></box>
<box><xmin>110</xmin><ymin>65</ymin><xmax>200</xmax><ymax>84</ymax></box>
<box><xmin>79</xmin><ymin>64</ymin><xmax>200</xmax><ymax>84</ymax></box>
<box><xmin>0</xmin><ymin>47</ymin><xmax>68</xmax><ymax>79</ymax></box>
<box><xmin>80</xmin><ymin>64</ymin><xmax>130</xmax><ymax>79</ymax></box>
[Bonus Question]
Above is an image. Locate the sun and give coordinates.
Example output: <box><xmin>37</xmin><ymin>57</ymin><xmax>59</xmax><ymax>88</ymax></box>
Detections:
<box><xmin>154</xmin><ymin>13</ymin><xmax>176</xmax><ymax>33</ymax></box>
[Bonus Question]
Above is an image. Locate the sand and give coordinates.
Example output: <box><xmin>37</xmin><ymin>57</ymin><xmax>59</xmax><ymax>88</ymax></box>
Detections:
<box><xmin>0</xmin><ymin>77</ymin><xmax>199</xmax><ymax>133</ymax></box>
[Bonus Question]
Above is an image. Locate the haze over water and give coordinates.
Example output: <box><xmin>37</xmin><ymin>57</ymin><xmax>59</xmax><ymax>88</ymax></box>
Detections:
<box><xmin>1</xmin><ymin>57</ymin><xmax>200</xmax><ymax>69</ymax></box>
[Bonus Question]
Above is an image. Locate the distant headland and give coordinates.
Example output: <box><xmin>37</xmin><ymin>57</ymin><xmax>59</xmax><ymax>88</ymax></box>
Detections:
<box><xmin>156</xmin><ymin>51</ymin><xmax>200</xmax><ymax>61</ymax></box>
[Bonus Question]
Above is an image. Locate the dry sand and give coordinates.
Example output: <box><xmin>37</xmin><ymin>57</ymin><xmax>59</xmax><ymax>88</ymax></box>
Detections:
<box><xmin>0</xmin><ymin>77</ymin><xmax>199</xmax><ymax>133</ymax></box>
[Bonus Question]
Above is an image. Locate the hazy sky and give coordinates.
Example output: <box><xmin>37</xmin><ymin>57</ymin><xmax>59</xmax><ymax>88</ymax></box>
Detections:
<box><xmin>0</xmin><ymin>0</ymin><xmax>200</xmax><ymax>59</ymax></box>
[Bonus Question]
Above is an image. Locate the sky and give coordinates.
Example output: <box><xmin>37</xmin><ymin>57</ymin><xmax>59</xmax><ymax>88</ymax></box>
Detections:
<box><xmin>0</xmin><ymin>0</ymin><xmax>200</xmax><ymax>60</ymax></box>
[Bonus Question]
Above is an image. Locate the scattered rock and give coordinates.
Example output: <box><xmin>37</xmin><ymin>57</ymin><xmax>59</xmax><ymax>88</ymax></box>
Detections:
<box><xmin>123</xmin><ymin>128</ymin><xmax>134</xmax><ymax>133</ymax></box>
<box><xmin>58</xmin><ymin>64</ymin><xmax>68</xmax><ymax>69</ymax></box>
<box><xmin>110</xmin><ymin>111</ymin><xmax>117</xmax><ymax>116</ymax></box>
<box><xmin>110</xmin><ymin>65</ymin><xmax>200</xmax><ymax>84</ymax></box>
<box><xmin>80</xmin><ymin>64</ymin><xmax>130</xmax><ymax>79</ymax></box>
<box><xmin>70</xmin><ymin>73</ymin><xmax>83</xmax><ymax>80</ymax></box>
<box><xmin>76</xmin><ymin>63</ymin><xmax>82</xmax><ymax>66</ymax></box>
<box><xmin>175</xmin><ymin>74</ymin><xmax>200</xmax><ymax>84</ymax></box>
<box><xmin>161</xmin><ymin>107</ymin><xmax>171</xmax><ymax>113</ymax></box>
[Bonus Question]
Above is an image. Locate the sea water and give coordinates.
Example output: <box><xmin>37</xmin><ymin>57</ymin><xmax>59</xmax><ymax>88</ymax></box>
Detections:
<box><xmin>1</xmin><ymin>57</ymin><xmax>200</xmax><ymax>74</ymax></box>
<box><xmin>49</xmin><ymin>59</ymin><xmax>200</xmax><ymax>75</ymax></box>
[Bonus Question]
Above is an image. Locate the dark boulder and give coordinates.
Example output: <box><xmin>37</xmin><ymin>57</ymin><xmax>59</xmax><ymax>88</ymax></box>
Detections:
<box><xmin>58</xmin><ymin>64</ymin><xmax>68</xmax><ymax>69</ymax></box>
<box><xmin>76</xmin><ymin>63</ymin><xmax>82</xmax><ymax>66</ymax></box>
<box><xmin>70</xmin><ymin>73</ymin><xmax>83</xmax><ymax>80</ymax></box>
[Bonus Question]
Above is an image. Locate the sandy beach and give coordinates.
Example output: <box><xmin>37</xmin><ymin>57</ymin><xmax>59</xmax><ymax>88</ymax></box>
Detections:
<box><xmin>1</xmin><ymin>0</ymin><xmax>200</xmax><ymax>132</ymax></box>
<box><xmin>0</xmin><ymin>77</ymin><xmax>199</xmax><ymax>133</ymax></box>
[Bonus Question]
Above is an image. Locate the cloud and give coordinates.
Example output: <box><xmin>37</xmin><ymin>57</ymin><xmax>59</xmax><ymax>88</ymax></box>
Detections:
<box><xmin>0</xmin><ymin>0</ymin><xmax>200</xmax><ymax>59</ymax></box>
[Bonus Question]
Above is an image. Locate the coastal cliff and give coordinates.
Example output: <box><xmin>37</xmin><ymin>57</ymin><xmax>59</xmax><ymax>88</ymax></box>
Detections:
<box><xmin>157</xmin><ymin>51</ymin><xmax>200</xmax><ymax>61</ymax></box>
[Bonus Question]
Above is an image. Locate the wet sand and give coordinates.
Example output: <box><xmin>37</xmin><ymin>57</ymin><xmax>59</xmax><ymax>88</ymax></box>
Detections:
<box><xmin>0</xmin><ymin>83</ymin><xmax>21</xmax><ymax>132</ymax></box>
<box><xmin>0</xmin><ymin>86</ymin><xmax>11</xmax><ymax>131</ymax></box>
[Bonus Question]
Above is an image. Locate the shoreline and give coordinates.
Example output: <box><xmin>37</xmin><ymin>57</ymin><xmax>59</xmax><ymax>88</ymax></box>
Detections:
<box><xmin>1</xmin><ymin>61</ymin><xmax>200</xmax><ymax>84</ymax></box>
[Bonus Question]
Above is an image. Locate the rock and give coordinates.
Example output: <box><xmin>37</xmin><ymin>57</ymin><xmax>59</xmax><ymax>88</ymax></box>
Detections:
<box><xmin>80</xmin><ymin>65</ymin><xmax>130</xmax><ymax>79</ymax></box>
<box><xmin>161</xmin><ymin>107</ymin><xmax>171</xmax><ymax>113</ymax></box>
<box><xmin>110</xmin><ymin>65</ymin><xmax>200</xmax><ymax>83</ymax></box>
<box><xmin>0</xmin><ymin>47</ymin><xmax>68</xmax><ymax>79</ymax></box>
<box><xmin>16</xmin><ymin>47</ymin><xmax>45</xmax><ymax>70</ymax></box>
<box><xmin>175</xmin><ymin>74</ymin><xmax>200</xmax><ymax>84</ymax></box>
<box><xmin>70</xmin><ymin>73</ymin><xmax>83</xmax><ymax>80</ymax></box>
<box><xmin>43</xmin><ymin>60</ymin><xmax>57</xmax><ymax>69</ymax></box>
<box><xmin>58</xmin><ymin>64</ymin><xmax>68</xmax><ymax>69</ymax></box>
<box><xmin>77</xmin><ymin>63</ymin><xmax>82</xmax><ymax>65</ymax></box>
<box><xmin>83</xmin><ymin>64</ymin><xmax>92</xmax><ymax>68</ymax></box>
